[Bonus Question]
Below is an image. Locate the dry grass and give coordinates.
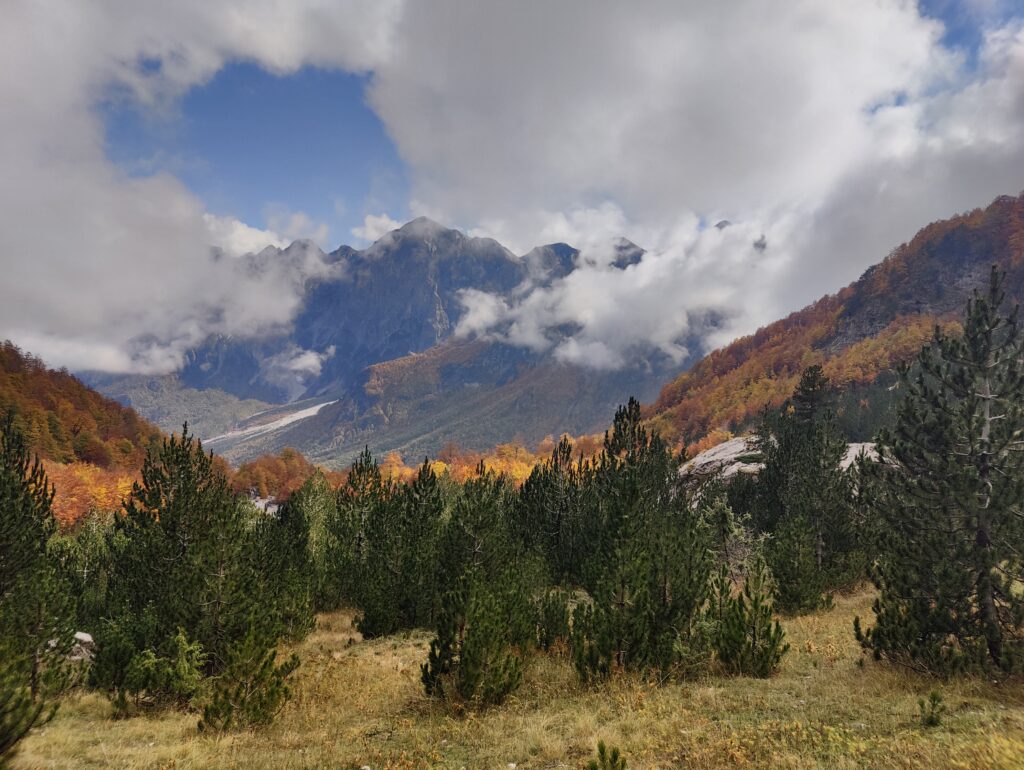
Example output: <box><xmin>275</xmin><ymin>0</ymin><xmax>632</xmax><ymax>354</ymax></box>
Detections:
<box><xmin>19</xmin><ymin>591</ymin><xmax>1024</xmax><ymax>769</ymax></box>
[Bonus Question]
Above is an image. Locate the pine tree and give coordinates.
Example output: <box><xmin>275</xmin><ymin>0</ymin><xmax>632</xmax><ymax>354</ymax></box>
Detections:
<box><xmin>1</xmin><ymin>659</ymin><xmax>53</xmax><ymax>770</ymax></box>
<box><xmin>250</xmin><ymin>497</ymin><xmax>315</xmax><ymax>641</ymax></box>
<box><xmin>95</xmin><ymin>426</ymin><xmax>300</xmax><ymax>720</ymax></box>
<box><xmin>0</xmin><ymin>415</ymin><xmax>67</xmax><ymax>766</ymax></box>
<box><xmin>104</xmin><ymin>426</ymin><xmax>250</xmax><ymax>674</ymax></box>
<box><xmin>358</xmin><ymin>459</ymin><xmax>444</xmax><ymax>637</ymax></box>
<box><xmin>572</xmin><ymin>399</ymin><xmax>712</xmax><ymax>677</ymax></box>
<box><xmin>587</xmin><ymin>740</ymin><xmax>627</xmax><ymax>770</ymax></box>
<box><xmin>395</xmin><ymin>460</ymin><xmax>445</xmax><ymax>627</ymax></box>
<box><xmin>325</xmin><ymin>448</ymin><xmax>390</xmax><ymax>610</ymax></box>
<box><xmin>285</xmin><ymin>470</ymin><xmax>336</xmax><ymax>611</ymax></box>
<box><xmin>519</xmin><ymin>437</ymin><xmax>594</xmax><ymax>585</ymax></box>
<box><xmin>857</xmin><ymin>267</ymin><xmax>1024</xmax><ymax>676</ymax></box>
<box><xmin>711</xmin><ymin>559</ymin><xmax>789</xmax><ymax>677</ymax></box>
<box><xmin>751</xmin><ymin>368</ymin><xmax>859</xmax><ymax>613</ymax></box>
<box><xmin>198</xmin><ymin>621</ymin><xmax>299</xmax><ymax>732</ymax></box>
<box><xmin>0</xmin><ymin>413</ymin><xmax>53</xmax><ymax>603</ymax></box>
<box><xmin>421</xmin><ymin>572</ymin><xmax>527</xmax><ymax>707</ymax></box>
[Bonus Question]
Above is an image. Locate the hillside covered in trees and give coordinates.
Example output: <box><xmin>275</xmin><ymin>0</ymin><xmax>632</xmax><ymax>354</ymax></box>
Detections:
<box><xmin>0</xmin><ymin>342</ymin><xmax>161</xmax><ymax>469</ymax></box>
<box><xmin>648</xmin><ymin>193</ymin><xmax>1024</xmax><ymax>454</ymax></box>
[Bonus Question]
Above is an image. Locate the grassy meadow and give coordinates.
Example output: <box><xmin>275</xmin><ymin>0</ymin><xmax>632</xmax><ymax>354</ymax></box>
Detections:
<box><xmin>18</xmin><ymin>590</ymin><xmax>1024</xmax><ymax>770</ymax></box>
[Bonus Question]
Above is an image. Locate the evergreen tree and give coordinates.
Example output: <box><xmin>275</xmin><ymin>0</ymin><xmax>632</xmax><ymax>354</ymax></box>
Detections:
<box><xmin>573</xmin><ymin>399</ymin><xmax>712</xmax><ymax>677</ymax></box>
<box><xmin>519</xmin><ymin>437</ymin><xmax>594</xmax><ymax>585</ymax></box>
<box><xmin>48</xmin><ymin>511</ymin><xmax>115</xmax><ymax>630</ymax></box>
<box><xmin>394</xmin><ymin>460</ymin><xmax>444</xmax><ymax>627</ymax></box>
<box><xmin>0</xmin><ymin>415</ymin><xmax>68</xmax><ymax>766</ymax></box>
<box><xmin>857</xmin><ymin>267</ymin><xmax>1024</xmax><ymax>675</ymax></box>
<box><xmin>422</xmin><ymin>464</ymin><xmax>533</xmax><ymax>706</ymax></box>
<box><xmin>250</xmin><ymin>497</ymin><xmax>316</xmax><ymax>641</ymax></box>
<box><xmin>0</xmin><ymin>413</ymin><xmax>53</xmax><ymax>603</ymax></box>
<box><xmin>357</xmin><ymin>459</ymin><xmax>444</xmax><ymax>637</ymax></box>
<box><xmin>287</xmin><ymin>470</ymin><xmax>337</xmax><ymax>611</ymax></box>
<box><xmin>711</xmin><ymin>559</ymin><xmax>788</xmax><ymax>677</ymax></box>
<box><xmin>198</xmin><ymin>621</ymin><xmax>300</xmax><ymax>732</ymax></box>
<box><xmin>324</xmin><ymin>448</ymin><xmax>389</xmax><ymax>609</ymax></box>
<box><xmin>95</xmin><ymin>426</ymin><xmax>302</xmax><ymax>719</ymax></box>
<box><xmin>103</xmin><ymin>426</ymin><xmax>251</xmax><ymax>674</ymax></box>
<box><xmin>1</xmin><ymin>659</ymin><xmax>53</xmax><ymax>770</ymax></box>
<box><xmin>421</xmin><ymin>572</ymin><xmax>528</xmax><ymax>707</ymax></box>
<box><xmin>751</xmin><ymin>368</ymin><xmax>860</xmax><ymax>613</ymax></box>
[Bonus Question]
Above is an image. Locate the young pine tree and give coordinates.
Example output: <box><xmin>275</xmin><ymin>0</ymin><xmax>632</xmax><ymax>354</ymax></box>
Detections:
<box><xmin>711</xmin><ymin>559</ymin><xmax>789</xmax><ymax>677</ymax></box>
<box><xmin>574</xmin><ymin>399</ymin><xmax>712</xmax><ymax>677</ymax></box>
<box><xmin>0</xmin><ymin>415</ymin><xmax>70</xmax><ymax>767</ymax></box>
<box><xmin>324</xmin><ymin>448</ymin><xmax>390</xmax><ymax>610</ymax></box>
<box><xmin>857</xmin><ymin>267</ymin><xmax>1024</xmax><ymax>676</ymax></box>
<box><xmin>753</xmin><ymin>368</ymin><xmax>859</xmax><ymax>613</ymax></box>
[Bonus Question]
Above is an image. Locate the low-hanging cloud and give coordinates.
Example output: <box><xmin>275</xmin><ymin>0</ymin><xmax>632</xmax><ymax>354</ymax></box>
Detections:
<box><xmin>0</xmin><ymin>0</ymin><xmax>399</xmax><ymax>373</ymax></box>
<box><xmin>383</xmin><ymin>4</ymin><xmax>1024</xmax><ymax>367</ymax></box>
<box><xmin>2</xmin><ymin>1</ymin><xmax>1024</xmax><ymax>375</ymax></box>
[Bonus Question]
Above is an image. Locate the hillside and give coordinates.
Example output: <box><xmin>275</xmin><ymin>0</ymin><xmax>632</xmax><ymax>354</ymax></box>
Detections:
<box><xmin>207</xmin><ymin>338</ymin><xmax>678</xmax><ymax>466</ymax></box>
<box><xmin>648</xmin><ymin>193</ymin><xmax>1024</xmax><ymax>452</ymax></box>
<box><xmin>0</xmin><ymin>341</ymin><xmax>161</xmax><ymax>469</ymax></box>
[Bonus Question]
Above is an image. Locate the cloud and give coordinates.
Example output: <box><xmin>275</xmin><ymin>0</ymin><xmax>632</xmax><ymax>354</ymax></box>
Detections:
<box><xmin>258</xmin><ymin>344</ymin><xmax>337</xmax><ymax>401</ymax></box>
<box><xmin>351</xmin><ymin>212</ymin><xmax>402</xmax><ymax>243</ymax></box>
<box><xmin>264</xmin><ymin>206</ymin><xmax>331</xmax><ymax>247</ymax></box>
<box><xmin>383</xmin><ymin>4</ymin><xmax>1024</xmax><ymax>367</ymax></box>
<box><xmin>0</xmin><ymin>0</ymin><xmax>400</xmax><ymax>373</ymax></box>
<box><xmin>2</xmin><ymin>1</ymin><xmax>1024</xmax><ymax>377</ymax></box>
<box><xmin>204</xmin><ymin>214</ymin><xmax>288</xmax><ymax>256</ymax></box>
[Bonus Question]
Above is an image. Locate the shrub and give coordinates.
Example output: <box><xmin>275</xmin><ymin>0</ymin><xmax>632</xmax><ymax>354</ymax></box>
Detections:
<box><xmin>198</xmin><ymin>628</ymin><xmax>299</xmax><ymax>732</ymax></box>
<box><xmin>712</xmin><ymin>559</ymin><xmax>789</xmax><ymax>677</ymax></box>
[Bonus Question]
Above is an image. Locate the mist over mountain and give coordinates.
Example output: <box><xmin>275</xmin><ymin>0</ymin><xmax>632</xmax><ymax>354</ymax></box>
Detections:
<box><xmin>84</xmin><ymin>218</ymin><xmax>693</xmax><ymax>464</ymax></box>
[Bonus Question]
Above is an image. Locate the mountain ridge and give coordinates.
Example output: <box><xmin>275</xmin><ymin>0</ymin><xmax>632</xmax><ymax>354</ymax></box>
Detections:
<box><xmin>85</xmin><ymin>219</ymin><xmax>686</xmax><ymax>465</ymax></box>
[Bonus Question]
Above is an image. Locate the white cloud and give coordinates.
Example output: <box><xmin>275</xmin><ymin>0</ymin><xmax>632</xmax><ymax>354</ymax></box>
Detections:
<box><xmin>385</xmin><ymin>5</ymin><xmax>1024</xmax><ymax>368</ymax></box>
<box><xmin>351</xmin><ymin>212</ymin><xmax>402</xmax><ymax>243</ymax></box>
<box><xmin>264</xmin><ymin>206</ymin><xmax>331</xmax><ymax>247</ymax></box>
<box><xmin>258</xmin><ymin>344</ymin><xmax>337</xmax><ymax>401</ymax></box>
<box><xmin>2</xmin><ymin>0</ymin><xmax>1024</xmax><ymax>376</ymax></box>
<box><xmin>203</xmin><ymin>214</ymin><xmax>288</xmax><ymax>256</ymax></box>
<box><xmin>0</xmin><ymin>0</ymin><xmax>400</xmax><ymax>373</ymax></box>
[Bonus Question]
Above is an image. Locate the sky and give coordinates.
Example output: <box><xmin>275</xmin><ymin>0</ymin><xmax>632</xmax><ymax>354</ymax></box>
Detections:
<box><xmin>2</xmin><ymin>0</ymin><xmax>1024</xmax><ymax>374</ymax></box>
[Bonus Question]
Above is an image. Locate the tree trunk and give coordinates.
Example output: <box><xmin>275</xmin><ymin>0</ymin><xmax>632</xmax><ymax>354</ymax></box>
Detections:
<box><xmin>977</xmin><ymin>367</ymin><xmax>1003</xmax><ymax>667</ymax></box>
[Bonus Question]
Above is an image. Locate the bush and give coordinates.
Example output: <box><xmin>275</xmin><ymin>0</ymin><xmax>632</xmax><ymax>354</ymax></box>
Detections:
<box><xmin>198</xmin><ymin>628</ymin><xmax>300</xmax><ymax>732</ymax></box>
<box><xmin>0</xmin><ymin>659</ymin><xmax>55</xmax><ymax>770</ymax></box>
<box><xmin>422</xmin><ymin>576</ymin><xmax>526</xmax><ymax>707</ymax></box>
<box><xmin>919</xmin><ymin>690</ymin><xmax>946</xmax><ymax>728</ymax></box>
<box><xmin>570</xmin><ymin>601</ymin><xmax>613</xmax><ymax>683</ymax></box>
<box><xmin>712</xmin><ymin>559</ymin><xmax>789</xmax><ymax>677</ymax></box>
<box><xmin>535</xmin><ymin>588</ymin><xmax>570</xmax><ymax>652</ymax></box>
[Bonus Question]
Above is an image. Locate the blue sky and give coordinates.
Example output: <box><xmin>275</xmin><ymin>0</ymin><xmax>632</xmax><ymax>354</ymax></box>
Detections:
<box><xmin>103</xmin><ymin>64</ymin><xmax>409</xmax><ymax>248</ymax></box>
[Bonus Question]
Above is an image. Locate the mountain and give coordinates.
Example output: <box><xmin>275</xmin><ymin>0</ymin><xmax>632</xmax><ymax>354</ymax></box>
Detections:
<box><xmin>87</xmin><ymin>219</ymin><xmax>688</xmax><ymax>466</ymax></box>
<box><xmin>647</xmin><ymin>192</ymin><xmax>1024</xmax><ymax>453</ymax></box>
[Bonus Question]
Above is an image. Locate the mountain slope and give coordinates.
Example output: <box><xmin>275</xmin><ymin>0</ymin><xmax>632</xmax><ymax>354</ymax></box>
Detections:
<box><xmin>647</xmin><ymin>192</ymin><xmax>1024</xmax><ymax>451</ymax></box>
<box><xmin>1</xmin><ymin>341</ymin><xmax>161</xmax><ymax>468</ymax></box>
<box><xmin>206</xmin><ymin>338</ymin><xmax>683</xmax><ymax>465</ymax></box>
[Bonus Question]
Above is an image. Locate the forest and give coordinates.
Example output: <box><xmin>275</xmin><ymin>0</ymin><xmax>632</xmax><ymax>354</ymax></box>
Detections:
<box><xmin>4</xmin><ymin>269</ymin><xmax>1024</xmax><ymax>768</ymax></box>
